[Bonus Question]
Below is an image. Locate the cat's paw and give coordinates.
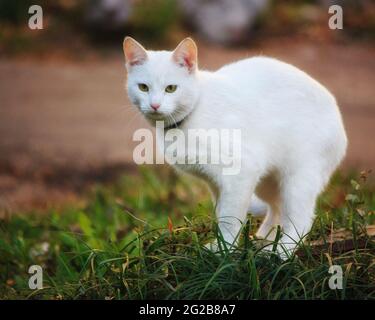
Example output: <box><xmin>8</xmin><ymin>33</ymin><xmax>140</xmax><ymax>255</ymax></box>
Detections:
<box><xmin>204</xmin><ymin>240</ymin><xmax>219</xmax><ymax>252</ymax></box>
<box><xmin>255</xmin><ymin>237</ymin><xmax>296</xmax><ymax>261</ymax></box>
<box><xmin>204</xmin><ymin>240</ymin><xmax>233</xmax><ymax>253</ymax></box>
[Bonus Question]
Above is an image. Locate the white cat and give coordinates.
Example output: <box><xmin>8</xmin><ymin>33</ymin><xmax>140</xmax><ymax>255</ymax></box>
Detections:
<box><xmin>123</xmin><ymin>37</ymin><xmax>347</xmax><ymax>257</ymax></box>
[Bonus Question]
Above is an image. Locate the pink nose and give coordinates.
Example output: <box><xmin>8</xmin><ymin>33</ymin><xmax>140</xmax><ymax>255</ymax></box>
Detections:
<box><xmin>151</xmin><ymin>103</ymin><xmax>160</xmax><ymax>111</ymax></box>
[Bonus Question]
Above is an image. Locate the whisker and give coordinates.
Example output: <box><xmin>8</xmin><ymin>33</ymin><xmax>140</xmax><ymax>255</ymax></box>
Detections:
<box><xmin>107</xmin><ymin>104</ymin><xmax>136</xmax><ymax>120</ymax></box>
<box><xmin>124</xmin><ymin>111</ymin><xmax>142</xmax><ymax>128</ymax></box>
<box><xmin>168</xmin><ymin>113</ymin><xmax>178</xmax><ymax>129</ymax></box>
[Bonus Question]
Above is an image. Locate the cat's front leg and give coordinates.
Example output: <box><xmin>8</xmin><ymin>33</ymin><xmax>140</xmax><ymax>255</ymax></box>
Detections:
<box><xmin>212</xmin><ymin>178</ymin><xmax>257</xmax><ymax>248</ymax></box>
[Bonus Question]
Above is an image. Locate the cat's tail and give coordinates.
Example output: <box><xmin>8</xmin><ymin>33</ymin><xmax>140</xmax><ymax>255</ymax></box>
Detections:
<box><xmin>248</xmin><ymin>195</ymin><xmax>268</xmax><ymax>217</ymax></box>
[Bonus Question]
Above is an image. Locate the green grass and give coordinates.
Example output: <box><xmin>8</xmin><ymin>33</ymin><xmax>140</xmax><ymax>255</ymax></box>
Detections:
<box><xmin>0</xmin><ymin>167</ymin><xmax>374</xmax><ymax>300</ymax></box>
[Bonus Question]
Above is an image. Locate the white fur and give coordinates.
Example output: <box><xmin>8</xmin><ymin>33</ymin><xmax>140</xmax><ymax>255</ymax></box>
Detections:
<box><xmin>124</xmin><ymin>38</ymin><xmax>347</xmax><ymax>257</ymax></box>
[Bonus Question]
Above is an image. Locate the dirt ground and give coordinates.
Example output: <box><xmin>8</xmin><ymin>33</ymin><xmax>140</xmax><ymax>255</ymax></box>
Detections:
<box><xmin>0</xmin><ymin>38</ymin><xmax>374</xmax><ymax>212</ymax></box>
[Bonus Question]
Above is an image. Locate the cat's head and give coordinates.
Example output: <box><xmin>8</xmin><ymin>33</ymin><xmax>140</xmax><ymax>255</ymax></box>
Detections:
<box><xmin>123</xmin><ymin>37</ymin><xmax>200</xmax><ymax>126</ymax></box>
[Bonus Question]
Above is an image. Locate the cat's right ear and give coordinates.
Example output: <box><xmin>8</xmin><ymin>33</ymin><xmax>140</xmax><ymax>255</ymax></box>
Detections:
<box><xmin>123</xmin><ymin>37</ymin><xmax>147</xmax><ymax>69</ymax></box>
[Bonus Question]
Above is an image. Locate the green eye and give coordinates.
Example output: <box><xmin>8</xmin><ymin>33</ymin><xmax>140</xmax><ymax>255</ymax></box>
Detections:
<box><xmin>165</xmin><ymin>85</ymin><xmax>177</xmax><ymax>93</ymax></box>
<box><xmin>138</xmin><ymin>83</ymin><xmax>149</xmax><ymax>92</ymax></box>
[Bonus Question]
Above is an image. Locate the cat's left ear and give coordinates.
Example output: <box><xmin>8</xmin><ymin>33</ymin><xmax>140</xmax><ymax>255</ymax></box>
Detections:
<box><xmin>172</xmin><ymin>38</ymin><xmax>198</xmax><ymax>73</ymax></box>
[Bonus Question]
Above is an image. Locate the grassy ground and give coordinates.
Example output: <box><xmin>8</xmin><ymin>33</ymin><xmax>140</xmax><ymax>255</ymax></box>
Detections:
<box><xmin>0</xmin><ymin>167</ymin><xmax>374</xmax><ymax>300</ymax></box>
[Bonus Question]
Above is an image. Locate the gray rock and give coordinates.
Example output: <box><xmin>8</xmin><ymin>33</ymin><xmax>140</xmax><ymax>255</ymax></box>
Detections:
<box><xmin>178</xmin><ymin>0</ymin><xmax>269</xmax><ymax>44</ymax></box>
<box><xmin>86</xmin><ymin>0</ymin><xmax>132</xmax><ymax>30</ymax></box>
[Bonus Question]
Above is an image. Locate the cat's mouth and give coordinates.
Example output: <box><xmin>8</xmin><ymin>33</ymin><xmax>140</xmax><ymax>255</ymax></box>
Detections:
<box><xmin>144</xmin><ymin>111</ymin><xmax>166</xmax><ymax>121</ymax></box>
<box><xmin>144</xmin><ymin>111</ymin><xmax>188</xmax><ymax>129</ymax></box>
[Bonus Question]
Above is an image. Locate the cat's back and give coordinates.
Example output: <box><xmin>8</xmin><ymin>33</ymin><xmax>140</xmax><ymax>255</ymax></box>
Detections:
<box><xmin>215</xmin><ymin>56</ymin><xmax>334</xmax><ymax>103</ymax></box>
<box><xmin>216</xmin><ymin>56</ymin><xmax>307</xmax><ymax>81</ymax></box>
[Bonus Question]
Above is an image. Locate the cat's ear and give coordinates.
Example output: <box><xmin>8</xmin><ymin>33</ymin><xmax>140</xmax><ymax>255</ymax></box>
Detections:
<box><xmin>123</xmin><ymin>37</ymin><xmax>148</xmax><ymax>68</ymax></box>
<box><xmin>172</xmin><ymin>38</ymin><xmax>198</xmax><ymax>73</ymax></box>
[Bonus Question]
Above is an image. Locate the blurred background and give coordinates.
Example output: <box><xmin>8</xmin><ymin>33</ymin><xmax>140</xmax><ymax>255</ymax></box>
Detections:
<box><xmin>0</xmin><ymin>0</ymin><xmax>374</xmax><ymax>214</ymax></box>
